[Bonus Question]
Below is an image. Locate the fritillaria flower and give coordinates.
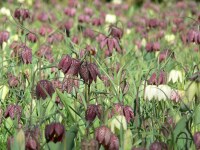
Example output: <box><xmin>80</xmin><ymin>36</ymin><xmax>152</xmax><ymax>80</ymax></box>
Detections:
<box><xmin>4</xmin><ymin>104</ymin><xmax>22</xmax><ymax>121</ymax></box>
<box><xmin>83</xmin><ymin>28</ymin><xmax>95</xmax><ymax>39</ymax></box>
<box><xmin>78</xmin><ymin>14</ymin><xmax>90</xmax><ymax>23</ymax></box>
<box><xmin>105</xmin><ymin>134</ymin><xmax>119</xmax><ymax>150</ymax></box>
<box><xmin>149</xmin><ymin>141</ymin><xmax>168</xmax><ymax>150</ymax></box>
<box><xmin>168</xmin><ymin>70</ymin><xmax>183</xmax><ymax>83</ymax></box>
<box><xmin>110</xmin><ymin>103</ymin><xmax>134</xmax><ymax>123</ymax></box>
<box><xmin>145</xmin><ymin>42</ymin><xmax>160</xmax><ymax>52</ymax></box>
<box><xmin>68</xmin><ymin>0</ymin><xmax>78</xmax><ymax>7</ymax></box>
<box><xmin>37</xmin><ymin>12</ymin><xmax>49</xmax><ymax>22</ymax></box>
<box><xmin>62</xmin><ymin>76</ymin><xmax>79</xmax><ymax>93</ymax></box>
<box><xmin>14</xmin><ymin>8</ymin><xmax>30</xmax><ymax>21</ymax></box>
<box><xmin>92</xmin><ymin>17</ymin><xmax>104</xmax><ymax>26</ymax></box>
<box><xmin>148</xmin><ymin>71</ymin><xmax>167</xmax><ymax>85</ymax></box>
<box><xmin>193</xmin><ymin>132</ymin><xmax>200</xmax><ymax>149</ymax></box>
<box><xmin>27</xmin><ymin>32</ymin><xmax>37</xmax><ymax>43</ymax></box>
<box><xmin>186</xmin><ymin>30</ymin><xmax>200</xmax><ymax>44</ymax></box>
<box><xmin>39</xmin><ymin>25</ymin><xmax>52</xmax><ymax>36</ymax></box>
<box><xmin>47</xmin><ymin>33</ymin><xmax>64</xmax><ymax>44</ymax></box>
<box><xmin>84</xmin><ymin>7</ymin><xmax>93</xmax><ymax>16</ymax></box>
<box><xmin>170</xmin><ymin>90</ymin><xmax>181</xmax><ymax>103</ymax></box>
<box><xmin>36</xmin><ymin>45</ymin><xmax>54</xmax><ymax>62</ymax></box>
<box><xmin>0</xmin><ymin>31</ymin><xmax>9</xmax><ymax>47</ymax></box>
<box><xmin>36</xmin><ymin>80</ymin><xmax>55</xmax><ymax>100</ymax></box>
<box><xmin>63</xmin><ymin>20</ymin><xmax>73</xmax><ymax>37</ymax></box>
<box><xmin>20</xmin><ymin>45</ymin><xmax>32</xmax><ymax>64</ymax></box>
<box><xmin>109</xmin><ymin>25</ymin><xmax>123</xmax><ymax>40</ymax></box>
<box><xmin>100</xmin><ymin>37</ymin><xmax>122</xmax><ymax>54</ymax></box>
<box><xmin>110</xmin><ymin>115</ymin><xmax>127</xmax><ymax>133</ymax></box>
<box><xmin>79</xmin><ymin>62</ymin><xmax>101</xmax><ymax>84</ymax></box>
<box><xmin>85</xmin><ymin>104</ymin><xmax>102</xmax><ymax>122</ymax></box>
<box><xmin>159</xmin><ymin>49</ymin><xmax>174</xmax><ymax>62</ymax></box>
<box><xmin>58</xmin><ymin>55</ymin><xmax>81</xmax><ymax>76</ymax></box>
<box><xmin>25</xmin><ymin>128</ymin><xmax>40</xmax><ymax>150</ymax></box>
<box><xmin>64</xmin><ymin>7</ymin><xmax>76</xmax><ymax>17</ymax></box>
<box><xmin>95</xmin><ymin>125</ymin><xmax>120</xmax><ymax>150</ymax></box>
<box><xmin>71</xmin><ymin>36</ymin><xmax>79</xmax><ymax>44</ymax></box>
<box><xmin>45</xmin><ymin>122</ymin><xmax>65</xmax><ymax>143</ymax></box>
<box><xmin>105</xmin><ymin>14</ymin><xmax>116</xmax><ymax>24</ymax></box>
<box><xmin>8</xmin><ymin>73</ymin><xmax>19</xmax><ymax>88</ymax></box>
<box><xmin>146</xmin><ymin>18</ymin><xmax>160</xmax><ymax>28</ymax></box>
<box><xmin>144</xmin><ymin>85</ymin><xmax>172</xmax><ymax>101</ymax></box>
<box><xmin>123</xmin><ymin>106</ymin><xmax>134</xmax><ymax>123</ymax></box>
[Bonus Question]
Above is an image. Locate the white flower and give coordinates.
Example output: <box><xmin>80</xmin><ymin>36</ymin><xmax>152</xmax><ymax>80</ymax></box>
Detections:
<box><xmin>110</xmin><ymin>115</ymin><xmax>127</xmax><ymax>133</ymax></box>
<box><xmin>105</xmin><ymin>14</ymin><xmax>117</xmax><ymax>24</ymax></box>
<box><xmin>112</xmin><ymin>0</ymin><xmax>122</xmax><ymax>4</ymax></box>
<box><xmin>164</xmin><ymin>34</ymin><xmax>175</xmax><ymax>44</ymax></box>
<box><xmin>168</xmin><ymin>70</ymin><xmax>183</xmax><ymax>83</ymax></box>
<box><xmin>144</xmin><ymin>85</ymin><xmax>172</xmax><ymax>101</ymax></box>
<box><xmin>0</xmin><ymin>7</ymin><xmax>11</xmax><ymax>17</ymax></box>
<box><xmin>18</xmin><ymin>0</ymin><xmax>25</xmax><ymax>3</ymax></box>
<box><xmin>126</xmin><ymin>29</ymin><xmax>131</xmax><ymax>34</ymax></box>
<box><xmin>157</xmin><ymin>85</ymin><xmax>172</xmax><ymax>101</ymax></box>
<box><xmin>144</xmin><ymin>85</ymin><xmax>158</xmax><ymax>100</ymax></box>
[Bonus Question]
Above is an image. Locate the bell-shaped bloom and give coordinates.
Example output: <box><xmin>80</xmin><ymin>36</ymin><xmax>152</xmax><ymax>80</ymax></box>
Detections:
<box><xmin>4</xmin><ymin>104</ymin><xmax>22</xmax><ymax>121</ymax></box>
<box><xmin>58</xmin><ymin>55</ymin><xmax>81</xmax><ymax>76</ymax></box>
<box><xmin>110</xmin><ymin>115</ymin><xmax>127</xmax><ymax>133</ymax></box>
<box><xmin>194</xmin><ymin>132</ymin><xmax>200</xmax><ymax>149</ymax></box>
<box><xmin>95</xmin><ymin>126</ymin><xmax>112</xmax><ymax>146</ymax></box>
<box><xmin>148</xmin><ymin>71</ymin><xmax>167</xmax><ymax>85</ymax></box>
<box><xmin>36</xmin><ymin>80</ymin><xmax>55</xmax><ymax>100</ymax></box>
<box><xmin>95</xmin><ymin>126</ymin><xmax>119</xmax><ymax>150</ymax></box>
<box><xmin>8</xmin><ymin>74</ymin><xmax>19</xmax><ymax>88</ymax></box>
<box><xmin>168</xmin><ymin>70</ymin><xmax>183</xmax><ymax>83</ymax></box>
<box><xmin>27</xmin><ymin>32</ymin><xmax>37</xmax><ymax>43</ymax></box>
<box><xmin>105</xmin><ymin>134</ymin><xmax>119</xmax><ymax>150</ymax></box>
<box><xmin>85</xmin><ymin>104</ymin><xmax>102</xmax><ymax>122</ymax></box>
<box><xmin>20</xmin><ymin>46</ymin><xmax>32</xmax><ymax>64</ymax></box>
<box><xmin>157</xmin><ymin>85</ymin><xmax>172</xmax><ymax>101</ymax></box>
<box><xmin>45</xmin><ymin>122</ymin><xmax>65</xmax><ymax>143</ymax></box>
<box><xmin>105</xmin><ymin>14</ymin><xmax>116</xmax><ymax>24</ymax></box>
<box><xmin>170</xmin><ymin>90</ymin><xmax>182</xmax><ymax>102</ymax></box>
<box><xmin>109</xmin><ymin>25</ymin><xmax>123</xmax><ymax>40</ymax></box>
<box><xmin>144</xmin><ymin>85</ymin><xmax>172</xmax><ymax>101</ymax></box>
<box><xmin>79</xmin><ymin>62</ymin><xmax>101</xmax><ymax>84</ymax></box>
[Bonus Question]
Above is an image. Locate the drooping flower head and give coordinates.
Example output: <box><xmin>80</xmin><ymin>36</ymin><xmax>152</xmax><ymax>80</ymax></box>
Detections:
<box><xmin>36</xmin><ymin>80</ymin><xmax>55</xmax><ymax>100</ymax></box>
<box><xmin>45</xmin><ymin>122</ymin><xmax>65</xmax><ymax>143</ymax></box>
